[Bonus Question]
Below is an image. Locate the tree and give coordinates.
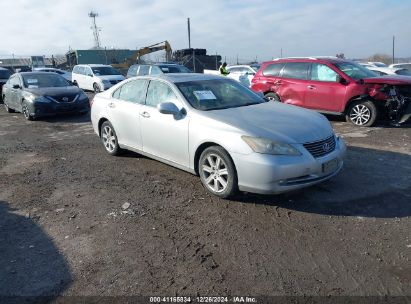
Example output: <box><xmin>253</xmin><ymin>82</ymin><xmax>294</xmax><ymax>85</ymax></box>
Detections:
<box><xmin>367</xmin><ymin>54</ymin><xmax>391</xmax><ymax>65</ymax></box>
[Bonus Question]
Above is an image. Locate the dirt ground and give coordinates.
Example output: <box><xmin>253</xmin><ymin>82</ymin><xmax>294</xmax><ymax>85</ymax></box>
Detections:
<box><xmin>0</xmin><ymin>96</ymin><xmax>410</xmax><ymax>300</ymax></box>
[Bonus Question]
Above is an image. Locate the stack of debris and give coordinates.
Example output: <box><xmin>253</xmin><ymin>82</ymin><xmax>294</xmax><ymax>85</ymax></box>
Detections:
<box><xmin>173</xmin><ymin>48</ymin><xmax>222</xmax><ymax>73</ymax></box>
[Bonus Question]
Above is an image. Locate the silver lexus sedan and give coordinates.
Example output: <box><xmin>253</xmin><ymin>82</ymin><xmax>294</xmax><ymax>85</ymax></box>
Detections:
<box><xmin>91</xmin><ymin>74</ymin><xmax>346</xmax><ymax>198</ymax></box>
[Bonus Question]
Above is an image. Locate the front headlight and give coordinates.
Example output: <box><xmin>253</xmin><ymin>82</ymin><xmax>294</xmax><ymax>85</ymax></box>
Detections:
<box><xmin>242</xmin><ymin>136</ymin><xmax>301</xmax><ymax>155</ymax></box>
<box><xmin>79</xmin><ymin>90</ymin><xmax>88</xmax><ymax>100</ymax></box>
<box><xmin>26</xmin><ymin>94</ymin><xmax>50</xmax><ymax>103</ymax></box>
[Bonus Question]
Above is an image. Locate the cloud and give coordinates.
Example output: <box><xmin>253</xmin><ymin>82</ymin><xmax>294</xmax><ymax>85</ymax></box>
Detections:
<box><xmin>0</xmin><ymin>0</ymin><xmax>410</xmax><ymax>62</ymax></box>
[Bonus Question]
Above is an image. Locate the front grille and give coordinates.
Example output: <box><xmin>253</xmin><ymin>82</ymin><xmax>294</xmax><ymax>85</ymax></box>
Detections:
<box><xmin>303</xmin><ymin>135</ymin><xmax>336</xmax><ymax>158</ymax></box>
<box><xmin>46</xmin><ymin>95</ymin><xmax>78</xmax><ymax>103</ymax></box>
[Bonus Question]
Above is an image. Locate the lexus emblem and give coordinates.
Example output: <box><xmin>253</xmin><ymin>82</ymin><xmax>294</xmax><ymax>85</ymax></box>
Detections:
<box><xmin>323</xmin><ymin>142</ymin><xmax>331</xmax><ymax>152</ymax></box>
<box><xmin>62</xmin><ymin>97</ymin><xmax>69</xmax><ymax>102</ymax></box>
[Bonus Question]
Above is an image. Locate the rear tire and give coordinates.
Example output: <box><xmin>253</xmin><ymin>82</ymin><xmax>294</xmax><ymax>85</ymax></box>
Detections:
<box><xmin>3</xmin><ymin>97</ymin><xmax>14</xmax><ymax>113</ymax></box>
<box><xmin>264</xmin><ymin>92</ymin><xmax>281</xmax><ymax>102</ymax></box>
<box><xmin>346</xmin><ymin>100</ymin><xmax>377</xmax><ymax>127</ymax></box>
<box><xmin>199</xmin><ymin>146</ymin><xmax>237</xmax><ymax>198</ymax></box>
<box><xmin>100</xmin><ymin>121</ymin><xmax>121</xmax><ymax>156</ymax></box>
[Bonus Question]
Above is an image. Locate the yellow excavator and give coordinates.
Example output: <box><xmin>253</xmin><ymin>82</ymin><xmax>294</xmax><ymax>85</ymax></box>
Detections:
<box><xmin>112</xmin><ymin>40</ymin><xmax>172</xmax><ymax>70</ymax></box>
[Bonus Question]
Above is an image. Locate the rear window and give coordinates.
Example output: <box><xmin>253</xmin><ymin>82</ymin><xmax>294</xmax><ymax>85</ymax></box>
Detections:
<box><xmin>262</xmin><ymin>63</ymin><xmax>284</xmax><ymax>76</ymax></box>
<box><xmin>138</xmin><ymin>65</ymin><xmax>150</xmax><ymax>76</ymax></box>
<box><xmin>281</xmin><ymin>62</ymin><xmax>310</xmax><ymax>80</ymax></box>
<box><xmin>127</xmin><ymin>65</ymin><xmax>138</xmax><ymax>77</ymax></box>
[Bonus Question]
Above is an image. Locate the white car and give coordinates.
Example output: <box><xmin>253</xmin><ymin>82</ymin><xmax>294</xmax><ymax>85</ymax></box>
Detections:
<box><xmin>226</xmin><ymin>64</ymin><xmax>260</xmax><ymax>87</ymax></box>
<box><xmin>91</xmin><ymin>73</ymin><xmax>346</xmax><ymax>198</ymax></box>
<box><xmin>366</xmin><ymin>66</ymin><xmax>411</xmax><ymax>77</ymax></box>
<box><xmin>34</xmin><ymin>67</ymin><xmax>72</xmax><ymax>82</ymax></box>
<box><xmin>72</xmin><ymin>64</ymin><xmax>125</xmax><ymax>92</ymax></box>
<box><xmin>389</xmin><ymin>63</ymin><xmax>411</xmax><ymax>70</ymax></box>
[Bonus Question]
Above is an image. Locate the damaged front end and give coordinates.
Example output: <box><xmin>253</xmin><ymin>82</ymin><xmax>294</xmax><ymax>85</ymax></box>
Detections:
<box><xmin>369</xmin><ymin>84</ymin><xmax>411</xmax><ymax>124</ymax></box>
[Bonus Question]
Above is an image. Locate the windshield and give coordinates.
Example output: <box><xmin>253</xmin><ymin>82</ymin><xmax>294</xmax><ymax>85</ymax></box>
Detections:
<box><xmin>0</xmin><ymin>69</ymin><xmax>12</xmax><ymax>79</ymax></box>
<box><xmin>91</xmin><ymin>66</ymin><xmax>120</xmax><ymax>76</ymax></box>
<box><xmin>176</xmin><ymin>79</ymin><xmax>266</xmax><ymax>111</ymax></box>
<box><xmin>22</xmin><ymin>73</ymin><xmax>70</xmax><ymax>88</ymax></box>
<box><xmin>251</xmin><ymin>65</ymin><xmax>261</xmax><ymax>72</ymax></box>
<box><xmin>373</xmin><ymin>63</ymin><xmax>387</xmax><ymax>67</ymax></box>
<box><xmin>159</xmin><ymin>65</ymin><xmax>192</xmax><ymax>73</ymax></box>
<box><xmin>334</xmin><ymin>62</ymin><xmax>378</xmax><ymax>80</ymax></box>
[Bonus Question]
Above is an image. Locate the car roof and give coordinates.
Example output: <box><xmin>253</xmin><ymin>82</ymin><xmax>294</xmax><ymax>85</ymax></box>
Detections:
<box><xmin>77</xmin><ymin>64</ymin><xmax>111</xmax><ymax>67</ymax></box>
<box><xmin>133</xmin><ymin>73</ymin><xmax>225</xmax><ymax>83</ymax></box>
<box><xmin>17</xmin><ymin>72</ymin><xmax>61</xmax><ymax>76</ymax></box>
<box><xmin>263</xmin><ymin>57</ymin><xmax>348</xmax><ymax>65</ymax></box>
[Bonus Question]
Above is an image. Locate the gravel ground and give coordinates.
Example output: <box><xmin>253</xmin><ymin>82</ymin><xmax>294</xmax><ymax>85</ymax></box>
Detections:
<box><xmin>0</xmin><ymin>97</ymin><xmax>410</xmax><ymax>299</ymax></box>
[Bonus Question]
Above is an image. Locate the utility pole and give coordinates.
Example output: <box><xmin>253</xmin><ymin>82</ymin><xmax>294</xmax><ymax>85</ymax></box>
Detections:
<box><xmin>187</xmin><ymin>18</ymin><xmax>191</xmax><ymax>49</ymax></box>
<box><xmin>11</xmin><ymin>53</ymin><xmax>15</xmax><ymax>72</ymax></box>
<box><xmin>392</xmin><ymin>35</ymin><xmax>395</xmax><ymax>64</ymax></box>
<box><xmin>215</xmin><ymin>52</ymin><xmax>218</xmax><ymax>70</ymax></box>
<box><xmin>236</xmin><ymin>54</ymin><xmax>239</xmax><ymax>65</ymax></box>
<box><xmin>89</xmin><ymin>11</ymin><xmax>101</xmax><ymax>49</ymax></box>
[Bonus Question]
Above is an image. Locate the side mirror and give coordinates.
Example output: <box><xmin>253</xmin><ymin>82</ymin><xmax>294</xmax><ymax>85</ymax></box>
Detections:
<box><xmin>157</xmin><ymin>102</ymin><xmax>180</xmax><ymax>115</ymax></box>
<box><xmin>12</xmin><ymin>84</ymin><xmax>21</xmax><ymax>89</ymax></box>
<box><xmin>87</xmin><ymin>74</ymin><xmax>93</xmax><ymax>77</ymax></box>
<box><xmin>336</xmin><ymin>75</ymin><xmax>348</xmax><ymax>84</ymax></box>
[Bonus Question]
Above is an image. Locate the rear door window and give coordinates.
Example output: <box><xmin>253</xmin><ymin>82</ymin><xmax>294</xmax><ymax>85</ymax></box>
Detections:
<box><xmin>262</xmin><ymin>63</ymin><xmax>285</xmax><ymax>76</ymax></box>
<box><xmin>113</xmin><ymin>79</ymin><xmax>149</xmax><ymax>104</ymax></box>
<box><xmin>281</xmin><ymin>62</ymin><xmax>310</xmax><ymax>80</ymax></box>
<box><xmin>127</xmin><ymin>65</ymin><xmax>139</xmax><ymax>77</ymax></box>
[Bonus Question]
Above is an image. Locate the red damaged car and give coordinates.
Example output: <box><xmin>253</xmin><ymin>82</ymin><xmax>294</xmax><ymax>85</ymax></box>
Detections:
<box><xmin>251</xmin><ymin>57</ymin><xmax>411</xmax><ymax>126</ymax></box>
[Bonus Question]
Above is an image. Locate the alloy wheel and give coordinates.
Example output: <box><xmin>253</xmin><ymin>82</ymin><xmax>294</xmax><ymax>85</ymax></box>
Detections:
<box><xmin>201</xmin><ymin>153</ymin><xmax>229</xmax><ymax>193</ymax></box>
<box><xmin>350</xmin><ymin>104</ymin><xmax>371</xmax><ymax>126</ymax></box>
<box><xmin>102</xmin><ymin>125</ymin><xmax>117</xmax><ymax>153</ymax></box>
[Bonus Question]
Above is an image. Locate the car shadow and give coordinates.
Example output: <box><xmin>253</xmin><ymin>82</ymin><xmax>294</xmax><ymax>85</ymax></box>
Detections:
<box><xmin>232</xmin><ymin>146</ymin><xmax>411</xmax><ymax>218</ymax></box>
<box><xmin>0</xmin><ymin>201</ymin><xmax>71</xmax><ymax>301</ymax></box>
<box><xmin>41</xmin><ymin>112</ymin><xmax>91</xmax><ymax>124</ymax></box>
<box><xmin>324</xmin><ymin>114</ymin><xmax>411</xmax><ymax>128</ymax></box>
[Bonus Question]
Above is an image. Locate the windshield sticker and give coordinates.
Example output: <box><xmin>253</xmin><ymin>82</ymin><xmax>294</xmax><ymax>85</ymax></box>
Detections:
<box><xmin>193</xmin><ymin>90</ymin><xmax>217</xmax><ymax>100</ymax></box>
<box><xmin>28</xmin><ymin>85</ymin><xmax>38</xmax><ymax>88</ymax></box>
<box><xmin>27</xmin><ymin>79</ymin><xmax>38</xmax><ymax>84</ymax></box>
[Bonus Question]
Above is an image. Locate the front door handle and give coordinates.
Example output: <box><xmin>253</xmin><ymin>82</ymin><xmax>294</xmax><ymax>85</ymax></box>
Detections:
<box><xmin>307</xmin><ymin>85</ymin><xmax>316</xmax><ymax>90</ymax></box>
<box><xmin>108</xmin><ymin>102</ymin><xmax>115</xmax><ymax>108</ymax></box>
<box><xmin>140</xmin><ymin>111</ymin><xmax>150</xmax><ymax>118</ymax></box>
<box><xmin>274</xmin><ymin>80</ymin><xmax>282</xmax><ymax>85</ymax></box>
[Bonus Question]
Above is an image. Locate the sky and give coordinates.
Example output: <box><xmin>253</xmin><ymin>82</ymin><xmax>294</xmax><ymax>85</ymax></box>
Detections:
<box><xmin>0</xmin><ymin>0</ymin><xmax>410</xmax><ymax>62</ymax></box>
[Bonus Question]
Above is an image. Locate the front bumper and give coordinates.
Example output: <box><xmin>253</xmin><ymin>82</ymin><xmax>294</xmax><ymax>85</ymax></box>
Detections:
<box><xmin>232</xmin><ymin>137</ymin><xmax>347</xmax><ymax>195</ymax></box>
<box><xmin>27</xmin><ymin>100</ymin><xmax>90</xmax><ymax>117</ymax></box>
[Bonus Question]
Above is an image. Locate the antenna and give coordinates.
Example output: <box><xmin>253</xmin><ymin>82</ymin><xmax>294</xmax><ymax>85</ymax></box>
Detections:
<box><xmin>89</xmin><ymin>11</ymin><xmax>101</xmax><ymax>49</ymax></box>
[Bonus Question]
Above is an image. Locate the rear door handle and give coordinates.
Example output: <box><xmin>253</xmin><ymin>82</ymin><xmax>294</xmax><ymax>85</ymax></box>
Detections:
<box><xmin>307</xmin><ymin>85</ymin><xmax>315</xmax><ymax>90</ymax></box>
<box><xmin>108</xmin><ymin>102</ymin><xmax>115</xmax><ymax>108</ymax></box>
<box><xmin>140</xmin><ymin>111</ymin><xmax>150</xmax><ymax>118</ymax></box>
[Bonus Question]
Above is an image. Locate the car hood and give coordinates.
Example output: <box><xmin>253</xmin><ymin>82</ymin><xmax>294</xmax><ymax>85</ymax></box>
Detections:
<box><xmin>200</xmin><ymin>102</ymin><xmax>333</xmax><ymax>144</ymax></box>
<box><xmin>363</xmin><ymin>76</ymin><xmax>411</xmax><ymax>85</ymax></box>
<box><xmin>95</xmin><ymin>75</ymin><xmax>125</xmax><ymax>81</ymax></box>
<box><xmin>25</xmin><ymin>86</ymin><xmax>81</xmax><ymax>97</ymax></box>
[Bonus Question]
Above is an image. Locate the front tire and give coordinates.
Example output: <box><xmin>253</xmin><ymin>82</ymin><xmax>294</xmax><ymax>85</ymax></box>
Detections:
<box><xmin>264</xmin><ymin>92</ymin><xmax>281</xmax><ymax>102</ymax></box>
<box><xmin>199</xmin><ymin>146</ymin><xmax>237</xmax><ymax>198</ymax></box>
<box><xmin>93</xmin><ymin>83</ymin><xmax>101</xmax><ymax>93</ymax></box>
<box><xmin>100</xmin><ymin>121</ymin><xmax>121</xmax><ymax>156</ymax></box>
<box><xmin>346</xmin><ymin>100</ymin><xmax>378</xmax><ymax>127</ymax></box>
<box><xmin>22</xmin><ymin>102</ymin><xmax>33</xmax><ymax>120</ymax></box>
